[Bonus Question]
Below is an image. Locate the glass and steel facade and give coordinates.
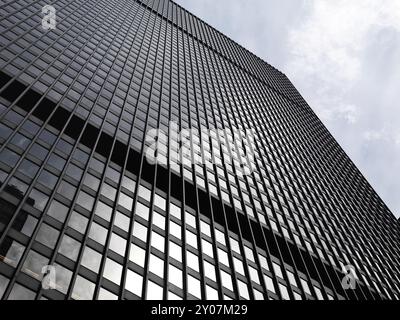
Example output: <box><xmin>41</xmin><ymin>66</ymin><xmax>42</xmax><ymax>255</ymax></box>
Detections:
<box><xmin>0</xmin><ymin>0</ymin><xmax>399</xmax><ymax>300</ymax></box>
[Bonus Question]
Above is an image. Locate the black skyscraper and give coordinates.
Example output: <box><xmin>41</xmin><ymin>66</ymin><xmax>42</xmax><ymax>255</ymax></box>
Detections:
<box><xmin>0</xmin><ymin>0</ymin><xmax>399</xmax><ymax>300</ymax></box>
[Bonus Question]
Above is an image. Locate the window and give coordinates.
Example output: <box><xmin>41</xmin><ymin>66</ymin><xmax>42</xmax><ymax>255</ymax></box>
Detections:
<box><xmin>151</xmin><ymin>231</ymin><xmax>164</xmax><ymax>252</ymax></box>
<box><xmin>103</xmin><ymin>258</ymin><xmax>122</xmax><ymax>285</ymax></box>
<box><xmin>149</xmin><ymin>254</ymin><xmax>164</xmax><ymax>278</ymax></box>
<box><xmin>264</xmin><ymin>274</ymin><xmax>276</xmax><ymax>293</ymax></box>
<box><xmin>187</xmin><ymin>275</ymin><xmax>201</xmax><ymax>299</ymax></box>
<box><xmin>109</xmin><ymin>233</ymin><xmax>127</xmax><ymax>256</ymax></box>
<box><xmin>125</xmin><ymin>269</ymin><xmax>143</xmax><ymax>297</ymax></box>
<box><xmin>98</xmin><ymin>287</ymin><xmax>118</xmax><ymax>300</ymax></box>
<box><xmin>68</xmin><ymin>211</ymin><xmax>88</xmax><ymax>234</ymax></box>
<box><xmin>238</xmin><ymin>280</ymin><xmax>250</xmax><ymax>299</ymax></box>
<box><xmin>168</xmin><ymin>264</ymin><xmax>182</xmax><ymax>288</ymax></box>
<box><xmin>129</xmin><ymin>244</ymin><xmax>146</xmax><ymax>267</ymax></box>
<box><xmin>89</xmin><ymin>222</ymin><xmax>108</xmax><ymax>245</ymax></box>
<box><xmin>72</xmin><ymin>276</ymin><xmax>95</xmax><ymax>300</ymax></box>
<box><xmin>8</xmin><ymin>283</ymin><xmax>36</xmax><ymax>300</ymax></box>
<box><xmin>135</xmin><ymin>202</ymin><xmax>149</xmax><ymax>220</ymax></box>
<box><xmin>300</xmin><ymin>278</ymin><xmax>311</xmax><ymax>295</ymax></box>
<box><xmin>146</xmin><ymin>280</ymin><xmax>163</xmax><ymax>300</ymax></box>
<box><xmin>118</xmin><ymin>192</ymin><xmax>133</xmax><ymax>210</ymax></box>
<box><xmin>59</xmin><ymin>235</ymin><xmax>81</xmax><ymax>261</ymax></box>
<box><xmin>220</xmin><ymin>270</ymin><xmax>233</xmax><ymax>291</ymax></box>
<box><xmin>206</xmin><ymin>285</ymin><xmax>218</xmax><ymax>300</ymax></box>
<box><xmin>22</xmin><ymin>250</ymin><xmax>49</xmax><ymax>281</ymax></box>
<box><xmin>114</xmin><ymin>211</ymin><xmax>130</xmax><ymax>231</ymax></box>
<box><xmin>0</xmin><ymin>274</ymin><xmax>9</xmax><ymax>299</ymax></box>
<box><xmin>132</xmin><ymin>221</ymin><xmax>148</xmax><ymax>242</ymax></box>
<box><xmin>76</xmin><ymin>191</ymin><xmax>95</xmax><ymax>211</ymax></box>
<box><xmin>95</xmin><ymin>201</ymin><xmax>113</xmax><ymax>221</ymax></box>
<box><xmin>81</xmin><ymin>246</ymin><xmax>102</xmax><ymax>273</ymax></box>
<box><xmin>169</xmin><ymin>241</ymin><xmax>182</xmax><ymax>262</ymax></box>
<box><xmin>36</xmin><ymin>223</ymin><xmax>59</xmax><ymax>249</ymax></box>
<box><xmin>47</xmin><ymin>200</ymin><xmax>69</xmax><ymax>223</ymax></box>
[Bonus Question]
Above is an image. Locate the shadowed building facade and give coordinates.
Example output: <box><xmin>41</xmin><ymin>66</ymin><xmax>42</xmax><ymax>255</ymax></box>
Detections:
<box><xmin>0</xmin><ymin>0</ymin><xmax>399</xmax><ymax>300</ymax></box>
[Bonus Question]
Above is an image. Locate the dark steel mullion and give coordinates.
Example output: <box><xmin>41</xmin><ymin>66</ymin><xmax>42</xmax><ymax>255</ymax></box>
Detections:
<box><xmin>187</xmin><ymin>32</ymin><xmax>249</xmax><ymax>300</ymax></box>
<box><xmin>0</xmin><ymin>0</ymin><xmax>116</xmax><ymax>245</ymax></box>
<box><xmin>180</xmin><ymin>15</ymin><xmax>208</xmax><ymax>301</ymax></box>
<box><xmin>115</xmin><ymin>0</ymin><xmax>168</xmax><ymax>300</ymax></box>
<box><xmin>208</xmin><ymin>47</ymin><xmax>289</xmax><ymax>300</ymax></box>
<box><xmin>97</xmin><ymin>6</ymin><xmax>162</xmax><ymax>301</ymax></box>
<box><xmin>0</xmin><ymin>0</ymin><xmax>131</xmax><ymax>300</ymax></box>
<box><xmin>269</xmin><ymin>94</ymin><xmax>354</xmax><ymax>300</ymax></box>
<box><xmin>91</xmin><ymin>8</ymin><xmax>153</xmax><ymax>300</ymax></box>
<box><xmin>59</xmin><ymin>3</ymin><xmax>150</xmax><ymax>300</ymax></box>
<box><xmin>37</xmin><ymin>0</ymin><xmax>142</xmax><ymax>300</ymax></box>
<box><xmin>272</xmin><ymin>93</ymin><xmax>368</xmax><ymax>299</ymax></box>
<box><xmin>0</xmin><ymin>0</ymin><xmax>99</xmax><ymax>120</ymax></box>
<box><xmin>260</xmin><ymin>91</ymin><xmax>353</xmax><ymax>299</ymax></box>
<box><xmin>35</xmin><ymin>0</ymin><xmax>141</xmax><ymax>300</ymax></box>
<box><xmin>161</xmin><ymin>6</ymin><xmax>179</xmax><ymax>301</ymax></box>
<box><xmin>252</xmin><ymin>84</ymin><xmax>337</xmax><ymax>299</ymax></box>
<box><xmin>235</xmin><ymin>66</ymin><xmax>334</xmax><ymax>300</ymax></box>
<box><xmin>0</xmin><ymin>0</ymin><xmax>102</xmax><ymax>172</ymax></box>
<box><xmin>179</xmin><ymin>18</ymin><xmax>226</xmax><ymax>300</ymax></box>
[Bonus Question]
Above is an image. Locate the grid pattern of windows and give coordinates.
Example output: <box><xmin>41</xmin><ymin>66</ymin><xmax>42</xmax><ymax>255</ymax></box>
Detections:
<box><xmin>0</xmin><ymin>0</ymin><xmax>399</xmax><ymax>300</ymax></box>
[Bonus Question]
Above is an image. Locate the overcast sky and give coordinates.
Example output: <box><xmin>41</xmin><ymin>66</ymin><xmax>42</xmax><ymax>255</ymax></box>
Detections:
<box><xmin>176</xmin><ymin>0</ymin><xmax>400</xmax><ymax>218</ymax></box>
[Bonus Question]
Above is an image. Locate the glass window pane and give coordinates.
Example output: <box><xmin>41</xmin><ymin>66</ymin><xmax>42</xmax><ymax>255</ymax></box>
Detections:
<box><xmin>81</xmin><ymin>246</ymin><xmax>101</xmax><ymax>273</ymax></box>
<box><xmin>72</xmin><ymin>275</ymin><xmax>95</xmax><ymax>300</ymax></box>
<box><xmin>103</xmin><ymin>258</ymin><xmax>122</xmax><ymax>285</ymax></box>
<box><xmin>125</xmin><ymin>269</ymin><xmax>143</xmax><ymax>297</ymax></box>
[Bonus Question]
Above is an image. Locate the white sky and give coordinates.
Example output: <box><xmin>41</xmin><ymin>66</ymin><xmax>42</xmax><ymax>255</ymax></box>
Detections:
<box><xmin>176</xmin><ymin>0</ymin><xmax>400</xmax><ymax>218</ymax></box>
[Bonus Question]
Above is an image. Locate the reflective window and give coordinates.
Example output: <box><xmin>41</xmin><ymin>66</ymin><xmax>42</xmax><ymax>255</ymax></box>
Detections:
<box><xmin>149</xmin><ymin>253</ymin><xmax>164</xmax><ymax>278</ymax></box>
<box><xmin>135</xmin><ymin>202</ymin><xmax>149</xmax><ymax>220</ymax></box>
<box><xmin>95</xmin><ymin>201</ymin><xmax>112</xmax><ymax>221</ymax></box>
<box><xmin>54</xmin><ymin>264</ymin><xmax>72</xmax><ymax>294</ymax></box>
<box><xmin>109</xmin><ymin>233</ymin><xmax>127</xmax><ymax>256</ymax></box>
<box><xmin>3</xmin><ymin>240</ymin><xmax>25</xmax><ymax>268</ymax></box>
<box><xmin>98</xmin><ymin>288</ymin><xmax>118</xmax><ymax>300</ymax></box>
<box><xmin>81</xmin><ymin>246</ymin><xmax>102</xmax><ymax>273</ymax></box>
<box><xmin>103</xmin><ymin>258</ymin><xmax>122</xmax><ymax>285</ymax></box>
<box><xmin>187</xmin><ymin>275</ymin><xmax>201</xmax><ymax>299</ymax></box>
<box><xmin>169</xmin><ymin>241</ymin><xmax>182</xmax><ymax>262</ymax></box>
<box><xmin>89</xmin><ymin>222</ymin><xmax>108</xmax><ymax>245</ymax></box>
<box><xmin>68</xmin><ymin>211</ymin><xmax>88</xmax><ymax>234</ymax></box>
<box><xmin>129</xmin><ymin>244</ymin><xmax>146</xmax><ymax>267</ymax></box>
<box><xmin>152</xmin><ymin>211</ymin><xmax>165</xmax><ymax>229</ymax></box>
<box><xmin>238</xmin><ymin>279</ymin><xmax>250</xmax><ymax>299</ymax></box>
<box><xmin>8</xmin><ymin>283</ymin><xmax>35</xmax><ymax>300</ymax></box>
<box><xmin>72</xmin><ymin>275</ymin><xmax>95</xmax><ymax>300</ymax></box>
<box><xmin>146</xmin><ymin>280</ymin><xmax>163</xmax><ymax>300</ymax></box>
<box><xmin>0</xmin><ymin>274</ymin><xmax>9</xmax><ymax>299</ymax></box>
<box><xmin>138</xmin><ymin>185</ymin><xmax>151</xmax><ymax>202</ymax></box>
<box><xmin>132</xmin><ymin>221</ymin><xmax>147</xmax><ymax>242</ymax></box>
<box><xmin>118</xmin><ymin>192</ymin><xmax>133</xmax><ymax>210</ymax></box>
<box><xmin>37</xmin><ymin>170</ymin><xmax>58</xmax><ymax>189</ymax></box>
<box><xmin>59</xmin><ymin>235</ymin><xmax>81</xmax><ymax>261</ymax></box>
<box><xmin>168</xmin><ymin>264</ymin><xmax>182</xmax><ymax>288</ymax></box>
<box><xmin>125</xmin><ymin>269</ymin><xmax>143</xmax><ymax>297</ymax></box>
<box><xmin>76</xmin><ymin>191</ymin><xmax>94</xmax><ymax>211</ymax></box>
<box><xmin>36</xmin><ymin>223</ymin><xmax>59</xmax><ymax>249</ymax></box>
<box><xmin>114</xmin><ymin>211</ymin><xmax>130</xmax><ymax>231</ymax></box>
<box><xmin>22</xmin><ymin>250</ymin><xmax>49</xmax><ymax>281</ymax></box>
<box><xmin>206</xmin><ymin>285</ymin><xmax>218</xmax><ymax>300</ymax></box>
<box><xmin>47</xmin><ymin>200</ymin><xmax>69</xmax><ymax>223</ymax></box>
<box><xmin>264</xmin><ymin>274</ymin><xmax>276</xmax><ymax>293</ymax></box>
<box><xmin>151</xmin><ymin>231</ymin><xmax>164</xmax><ymax>252</ymax></box>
